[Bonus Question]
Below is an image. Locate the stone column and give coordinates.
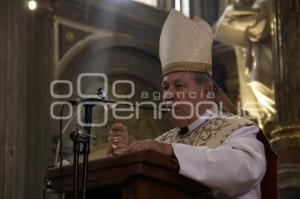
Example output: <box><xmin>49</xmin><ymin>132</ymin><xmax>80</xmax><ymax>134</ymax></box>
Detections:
<box><xmin>271</xmin><ymin>0</ymin><xmax>300</xmax><ymax>197</ymax></box>
<box><xmin>189</xmin><ymin>0</ymin><xmax>219</xmax><ymax>25</ymax></box>
<box><xmin>0</xmin><ymin>0</ymin><xmax>54</xmax><ymax>198</ymax></box>
<box><xmin>157</xmin><ymin>0</ymin><xmax>175</xmax><ymax>11</ymax></box>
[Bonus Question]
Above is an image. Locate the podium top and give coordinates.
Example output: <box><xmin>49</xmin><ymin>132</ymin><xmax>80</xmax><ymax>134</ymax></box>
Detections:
<box><xmin>47</xmin><ymin>150</ymin><xmax>208</xmax><ymax>194</ymax></box>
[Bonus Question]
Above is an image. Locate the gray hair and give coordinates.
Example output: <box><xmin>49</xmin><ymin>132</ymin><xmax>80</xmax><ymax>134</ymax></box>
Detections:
<box><xmin>193</xmin><ymin>72</ymin><xmax>212</xmax><ymax>85</ymax></box>
<box><xmin>193</xmin><ymin>72</ymin><xmax>217</xmax><ymax>92</ymax></box>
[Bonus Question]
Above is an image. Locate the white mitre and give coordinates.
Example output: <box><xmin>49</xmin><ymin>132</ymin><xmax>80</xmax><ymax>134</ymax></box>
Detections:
<box><xmin>159</xmin><ymin>9</ymin><xmax>214</xmax><ymax>76</ymax></box>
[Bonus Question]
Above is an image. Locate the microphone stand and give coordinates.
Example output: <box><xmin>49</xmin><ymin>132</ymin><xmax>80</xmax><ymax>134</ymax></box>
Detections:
<box><xmin>69</xmin><ymin>103</ymin><xmax>95</xmax><ymax>199</ymax></box>
<box><xmin>69</xmin><ymin>88</ymin><xmax>106</xmax><ymax>199</ymax></box>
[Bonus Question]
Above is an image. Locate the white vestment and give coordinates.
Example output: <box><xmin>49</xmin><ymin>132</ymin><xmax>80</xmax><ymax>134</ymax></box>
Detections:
<box><xmin>171</xmin><ymin>116</ymin><xmax>266</xmax><ymax>199</ymax></box>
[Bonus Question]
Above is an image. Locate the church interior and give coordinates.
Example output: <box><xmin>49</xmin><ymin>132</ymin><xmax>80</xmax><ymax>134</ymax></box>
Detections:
<box><xmin>1</xmin><ymin>0</ymin><xmax>300</xmax><ymax>198</ymax></box>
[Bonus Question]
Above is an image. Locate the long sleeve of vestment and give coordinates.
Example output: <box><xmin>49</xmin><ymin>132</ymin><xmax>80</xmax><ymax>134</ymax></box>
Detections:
<box><xmin>171</xmin><ymin>125</ymin><xmax>266</xmax><ymax>198</ymax></box>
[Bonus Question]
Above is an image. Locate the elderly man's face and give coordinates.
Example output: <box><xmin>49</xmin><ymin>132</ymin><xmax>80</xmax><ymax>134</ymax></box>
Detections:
<box><xmin>162</xmin><ymin>71</ymin><xmax>213</xmax><ymax>127</ymax></box>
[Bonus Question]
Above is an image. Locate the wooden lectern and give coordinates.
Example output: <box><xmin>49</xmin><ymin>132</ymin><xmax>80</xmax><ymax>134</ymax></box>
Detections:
<box><xmin>47</xmin><ymin>150</ymin><xmax>209</xmax><ymax>199</ymax></box>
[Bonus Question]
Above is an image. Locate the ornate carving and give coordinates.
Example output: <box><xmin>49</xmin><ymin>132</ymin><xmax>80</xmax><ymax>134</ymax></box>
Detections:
<box><xmin>215</xmin><ymin>0</ymin><xmax>275</xmax><ymax>126</ymax></box>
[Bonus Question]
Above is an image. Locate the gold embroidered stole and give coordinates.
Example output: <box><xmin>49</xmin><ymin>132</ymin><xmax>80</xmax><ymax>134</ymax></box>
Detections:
<box><xmin>155</xmin><ymin>115</ymin><xmax>255</xmax><ymax>149</ymax></box>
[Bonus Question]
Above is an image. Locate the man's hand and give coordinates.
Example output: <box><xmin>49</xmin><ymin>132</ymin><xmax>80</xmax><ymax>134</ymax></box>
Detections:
<box><xmin>127</xmin><ymin>139</ymin><xmax>174</xmax><ymax>157</ymax></box>
<box><xmin>107</xmin><ymin>123</ymin><xmax>174</xmax><ymax>157</ymax></box>
<box><xmin>107</xmin><ymin>123</ymin><xmax>129</xmax><ymax>156</ymax></box>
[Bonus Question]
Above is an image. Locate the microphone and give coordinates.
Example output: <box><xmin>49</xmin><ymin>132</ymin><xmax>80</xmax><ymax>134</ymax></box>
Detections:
<box><xmin>67</xmin><ymin>88</ymin><xmax>116</xmax><ymax>106</ymax></box>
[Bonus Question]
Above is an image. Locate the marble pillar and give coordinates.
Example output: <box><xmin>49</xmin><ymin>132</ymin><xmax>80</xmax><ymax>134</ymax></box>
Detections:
<box><xmin>271</xmin><ymin>0</ymin><xmax>300</xmax><ymax>197</ymax></box>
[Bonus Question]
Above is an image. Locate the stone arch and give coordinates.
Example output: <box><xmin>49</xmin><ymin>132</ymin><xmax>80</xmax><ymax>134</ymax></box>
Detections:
<box><xmin>55</xmin><ymin>33</ymin><xmax>162</xmax><ymax>91</ymax></box>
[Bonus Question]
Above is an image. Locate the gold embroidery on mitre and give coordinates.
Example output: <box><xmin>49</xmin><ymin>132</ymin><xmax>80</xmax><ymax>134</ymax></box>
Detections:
<box><xmin>162</xmin><ymin>62</ymin><xmax>212</xmax><ymax>76</ymax></box>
